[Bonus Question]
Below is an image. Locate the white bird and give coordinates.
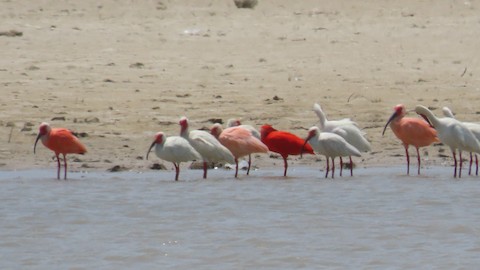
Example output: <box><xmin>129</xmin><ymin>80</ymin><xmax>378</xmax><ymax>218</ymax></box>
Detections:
<box><xmin>179</xmin><ymin>117</ymin><xmax>235</xmax><ymax>179</ymax></box>
<box><xmin>415</xmin><ymin>105</ymin><xmax>480</xmax><ymax>178</ymax></box>
<box><xmin>302</xmin><ymin>126</ymin><xmax>361</xmax><ymax>178</ymax></box>
<box><xmin>313</xmin><ymin>103</ymin><xmax>371</xmax><ymax>176</ymax></box>
<box><xmin>226</xmin><ymin>118</ymin><xmax>261</xmax><ymax>174</ymax></box>
<box><xmin>146</xmin><ymin>132</ymin><xmax>201</xmax><ymax>181</ymax></box>
<box><xmin>442</xmin><ymin>106</ymin><xmax>480</xmax><ymax>175</ymax></box>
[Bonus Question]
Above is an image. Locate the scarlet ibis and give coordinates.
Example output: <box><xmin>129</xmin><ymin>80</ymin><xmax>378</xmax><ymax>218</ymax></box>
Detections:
<box><xmin>226</xmin><ymin>118</ymin><xmax>261</xmax><ymax>174</ymax></box>
<box><xmin>382</xmin><ymin>104</ymin><xmax>439</xmax><ymax>175</ymax></box>
<box><xmin>211</xmin><ymin>123</ymin><xmax>268</xmax><ymax>178</ymax></box>
<box><xmin>260</xmin><ymin>124</ymin><xmax>314</xmax><ymax>176</ymax></box>
<box><xmin>33</xmin><ymin>122</ymin><xmax>87</xmax><ymax>180</ymax></box>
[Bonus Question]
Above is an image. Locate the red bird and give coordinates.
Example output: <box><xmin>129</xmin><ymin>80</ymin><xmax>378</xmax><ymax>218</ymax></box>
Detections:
<box><xmin>260</xmin><ymin>124</ymin><xmax>314</xmax><ymax>176</ymax></box>
<box><xmin>34</xmin><ymin>122</ymin><xmax>87</xmax><ymax>180</ymax></box>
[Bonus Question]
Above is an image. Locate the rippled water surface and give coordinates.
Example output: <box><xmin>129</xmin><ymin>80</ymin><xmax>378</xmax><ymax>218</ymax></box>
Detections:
<box><xmin>1</xmin><ymin>166</ymin><xmax>480</xmax><ymax>269</ymax></box>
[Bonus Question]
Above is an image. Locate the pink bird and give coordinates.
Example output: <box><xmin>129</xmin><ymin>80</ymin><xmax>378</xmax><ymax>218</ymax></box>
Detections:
<box><xmin>226</xmin><ymin>118</ymin><xmax>261</xmax><ymax>175</ymax></box>
<box><xmin>382</xmin><ymin>104</ymin><xmax>439</xmax><ymax>175</ymax></box>
<box><xmin>34</xmin><ymin>122</ymin><xmax>87</xmax><ymax>180</ymax></box>
<box><xmin>260</xmin><ymin>124</ymin><xmax>314</xmax><ymax>176</ymax></box>
<box><xmin>211</xmin><ymin>123</ymin><xmax>268</xmax><ymax>178</ymax></box>
<box><xmin>146</xmin><ymin>132</ymin><xmax>201</xmax><ymax>181</ymax></box>
<box><xmin>179</xmin><ymin>117</ymin><xmax>235</xmax><ymax>179</ymax></box>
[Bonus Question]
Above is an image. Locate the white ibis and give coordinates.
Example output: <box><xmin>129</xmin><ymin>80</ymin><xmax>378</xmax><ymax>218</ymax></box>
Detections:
<box><xmin>146</xmin><ymin>132</ymin><xmax>201</xmax><ymax>181</ymax></box>
<box><xmin>302</xmin><ymin>126</ymin><xmax>361</xmax><ymax>178</ymax></box>
<box><xmin>179</xmin><ymin>117</ymin><xmax>235</xmax><ymax>179</ymax></box>
<box><xmin>313</xmin><ymin>103</ymin><xmax>371</xmax><ymax>176</ymax></box>
<box><xmin>442</xmin><ymin>106</ymin><xmax>480</xmax><ymax>176</ymax></box>
<box><xmin>415</xmin><ymin>105</ymin><xmax>480</xmax><ymax>178</ymax></box>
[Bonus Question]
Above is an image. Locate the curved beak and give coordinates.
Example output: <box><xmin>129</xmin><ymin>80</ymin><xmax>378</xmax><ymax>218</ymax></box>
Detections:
<box><xmin>418</xmin><ymin>114</ymin><xmax>434</xmax><ymax>128</ymax></box>
<box><xmin>146</xmin><ymin>141</ymin><xmax>156</xmax><ymax>160</ymax></box>
<box><xmin>33</xmin><ymin>134</ymin><xmax>41</xmax><ymax>154</ymax></box>
<box><xmin>382</xmin><ymin>111</ymin><xmax>398</xmax><ymax>136</ymax></box>
<box><xmin>300</xmin><ymin>135</ymin><xmax>313</xmax><ymax>158</ymax></box>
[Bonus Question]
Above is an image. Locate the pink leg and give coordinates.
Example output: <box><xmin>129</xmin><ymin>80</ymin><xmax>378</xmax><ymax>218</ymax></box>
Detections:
<box><xmin>174</xmin><ymin>163</ymin><xmax>180</xmax><ymax>181</ymax></box>
<box><xmin>339</xmin><ymin>157</ymin><xmax>343</xmax><ymax>177</ymax></box>
<box><xmin>415</xmin><ymin>147</ymin><xmax>421</xmax><ymax>175</ymax></box>
<box><xmin>56</xmin><ymin>154</ymin><xmax>61</xmax><ymax>180</ymax></box>
<box><xmin>459</xmin><ymin>151</ymin><xmax>463</xmax><ymax>178</ymax></box>
<box><xmin>349</xmin><ymin>156</ymin><xmax>353</xmax><ymax>176</ymax></box>
<box><xmin>331</xmin><ymin>157</ymin><xmax>335</xmax><ymax>179</ymax></box>
<box><xmin>476</xmin><ymin>154</ymin><xmax>479</xmax><ymax>176</ymax></box>
<box><xmin>283</xmin><ymin>156</ymin><xmax>288</xmax><ymax>177</ymax></box>
<box><xmin>203</xmin><ymin>161</ymin><xmax>208</xmax><ymax>179</ymax></box>
<box><xmin>235</xmin><ymin>158</ymin><xmax>239</xmax><ymax>178</ymax></box>
<box><xmin>453</xmin><ymin>150</ymin><xmax>457</xmax><ymax>178</ymax></box>
<box><xmin>469</xmin><ymin>152</ymin><xmax>473</xmax><ymax>175</ymax></box>
<box><xmin>246</xmin><ymin>154</ymin><xmax>251</xmax><ymax>175</ymax></box>
<box><xmin>405</xmin><ymin>146</ymin><xmax>410</xmax><ymax>175</ymax></box>
<box><xmin>325</xmin><ymin>157</ymin><xmax>329</xmax><ymax>178</ymax></box>
<box><xmin>63</xmin><ymin>154</ymin><xmax>67</xmax><ymax>180</ymax></box>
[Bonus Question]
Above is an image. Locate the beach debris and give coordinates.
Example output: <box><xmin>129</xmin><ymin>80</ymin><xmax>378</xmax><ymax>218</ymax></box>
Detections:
<box><xmin>233</xmin><ymin>0</ymin><xmax>258</xmax><ymax>9</ymax></box>
<box><xmin>108</xmin><ymin>165</ymin><xmax>129</xmax><ymax>172</ymax></box>
<box><xmin>150</xmin><ymin>163</ymin><xmax>167</xmax><ymax>170</ymax></box>
<box><xmin>0</xmin><ymin>30</ymin><xmax>22</xmax><ymax>37</ymax></box>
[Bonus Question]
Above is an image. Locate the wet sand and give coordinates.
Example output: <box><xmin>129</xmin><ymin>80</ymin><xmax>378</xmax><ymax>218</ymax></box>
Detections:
<box><xmin>1</xmin><ymin>0</ymin><xmax>479</xmax><ymax>174</ymax></box>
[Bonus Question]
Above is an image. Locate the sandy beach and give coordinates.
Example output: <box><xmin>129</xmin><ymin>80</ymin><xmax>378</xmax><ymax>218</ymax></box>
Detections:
<box><xmin>1</xmin><ymin>0</ymin><xmax>479</xmax><ymax>173</ymax></box>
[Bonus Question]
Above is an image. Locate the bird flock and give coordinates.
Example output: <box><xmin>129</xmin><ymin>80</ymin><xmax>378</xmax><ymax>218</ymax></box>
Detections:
<box><xmin>33</xmin><ymin>103</ymin><xmax>480</xmax><ymax>180</ymax></box>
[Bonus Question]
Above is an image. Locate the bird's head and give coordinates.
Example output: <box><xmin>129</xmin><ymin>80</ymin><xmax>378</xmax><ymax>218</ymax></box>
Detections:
<box><xmin>34</xmin><ymin>122</ymin><xmax>51</xmax><ymax>154</ymax></box>
<box><xmin>301</xmin><ymin>127</ymin><xmax>318</xmax><ymax>158</ymax></box>
<box><xmin>179</xmin><ymin>117</ymin><xmax>189</xmax><ymax>135</ymax></box>
<box><xmin>146</xmin><ymin>132</ymin><xmax>165</xmax><ymax>160</ymax></box>
<box><xmin>382</xmin><ymin>104</ymin><xmax>406</xmax><ymax>136</ymax></box>
<box><xmin>210</xmin><ymin>123</ymin><xmax>223</xmax><ymax>139</ymax></box>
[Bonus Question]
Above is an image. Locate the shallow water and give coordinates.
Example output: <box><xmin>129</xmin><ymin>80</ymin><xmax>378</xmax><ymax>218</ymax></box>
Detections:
<box><xmin>1</xmin><ymin>166</ymin><xmax>480</xmax><ymax>269</ymax></box>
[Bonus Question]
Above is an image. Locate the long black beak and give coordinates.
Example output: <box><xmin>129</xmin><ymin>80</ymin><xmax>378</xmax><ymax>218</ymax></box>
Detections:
<box><xmin>33</xmin><ymin>134</ymin><xmax>41</xmax><ymax>154</ymax></box>
<box><xmin>146</xmin><ymin>141</ymin><xmax>156</xmax><ymax>160</ymax></box>
<box><xmin>300</xmin><ymin>136</ymin><xmax>313</xmax><ymax>158</ymax></box>
<box><xmin>382</xmin><ymin>112</ymin><xmax>398</xmax><ymax>136</ymax></box>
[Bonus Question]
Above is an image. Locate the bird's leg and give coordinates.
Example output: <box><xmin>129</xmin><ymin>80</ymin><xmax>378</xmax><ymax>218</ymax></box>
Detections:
<box><xmin>331</xmin><ymin>157</ymin><xmax>335</xmax><ymax>179</ymax></box>
<box><xmin>325</xmin><ymin>158</ymin><xmax>329</xmax><ymax>178</ymax></box>
<box><xmin>203</xmin><ymin>161</ymin><xmax>208</xmax><ymax>179</ymax></box>
<box><xmin>476</xmin><ymin>154</ymin><xmax>479</xmax><ymax>176</ymax></box>
<box><xmin>349</xmin><ymin>156</ymin><xmax>353</xmax><ymax>176</ymax></box>
<box><xmin>235</xmin><ymin>158</ymin><xmax>239</xmax><ymax>178</ymax></box>
<box><xmin>63</xmin><ymin>154</ymin><xmax>67</xmax><ymax>180</ymax></box>
<box><xmin>174</xmin><ymin>163</ymin><xmax>179</xmax><ymax>181</ymax></box>
<box><xmin>339</xmin><ymin>157</ymin><xmax>343</xmax><ymax>177</ymax></box>
<box><xmin>415</xmin><ymin>147</ymin><xmax>421</xmax><ymax>175</ymax></box>
<box><xmin>283</xmin><ymin>156</ymin><xmax>288</xmax><ymax>177</ymax></box>
<box><xmin>453</xmin><ymin>150</ymin><xmax>457</xmax><ymax>178</ymax></box>
<box><xmin>459</xmin><ymin>151</ymin><xmax>463</xmax><ymax>178</ymax></box>
<box><xmin>56</xmin><ymin>154</ymin><xmax>61</xmax><ymax>180</ymax></box>
<box><xmin>469</xmin><ymin>152</ymin><xmax>473</xmax><ymax>176</ymax></box>
<box><xmin>247</xmin><ymin>154</ymin><xmax>251</xmax><ymax>175</ymax></box>
<box><xmin>405</xmin><ymin>146</ymin><xmax>410</xmax><ymax>175</ymax></box>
